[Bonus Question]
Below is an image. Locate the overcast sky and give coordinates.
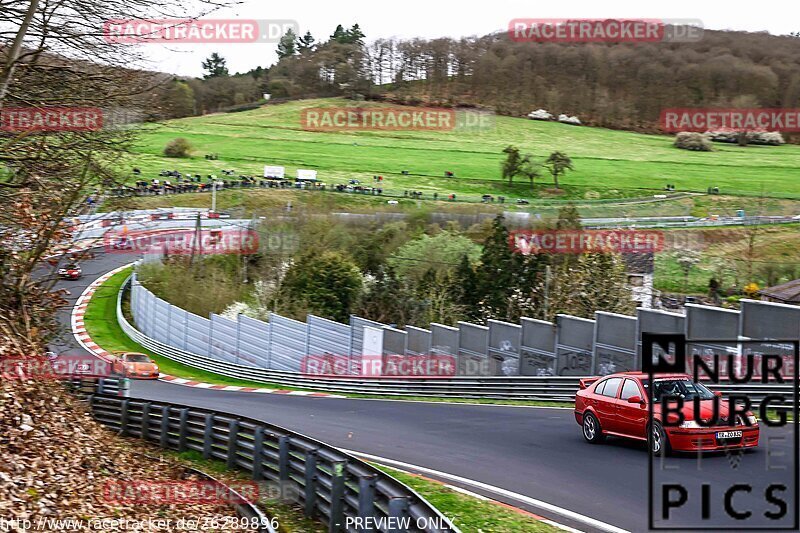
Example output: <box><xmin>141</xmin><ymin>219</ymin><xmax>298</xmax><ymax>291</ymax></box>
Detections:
<box><xmin>138</xmin><ymin>0</ymin><xmax>798</xmax><ymax>77</ymax></box>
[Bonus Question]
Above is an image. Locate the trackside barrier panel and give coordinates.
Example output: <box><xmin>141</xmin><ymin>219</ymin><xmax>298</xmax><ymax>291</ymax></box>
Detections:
<box><xmin>185</xmin><ymin>313</ymin><xmax>212</xmax><ymax>357</ymax></box>
<box><xmin>430</xmin><ymin>323</ymin><xmax>459</xmax><ymax>373</ymax></box>
<box><xmin>406</xmin><ymin>326</ymin><xmax>431</xmax><ymax>356</ymax></box>
<box><xmin>84</xmin><ymin>394</ymin><xmax>457</xmax><ymax>533</ymax></box>
<box><xmin>739</xmin><ymin>299</ymin><xmax>800</xmax><ymax>379</ymax></box>
<box><xmin>685</xmin><ymin>304</ymin><xmax>739</xmax><ymax>378</ymax></box>
<box><xmin>593</xmin><ymin>312</ymin><xmax>637</xmax><ymax>375</ymax></box>
<box><xmin>458</xmin><ymin>321</ymin><xmax>490</xmax><ymax>376</ymax></box>
<box><xmin>382</xmin><ymin>327</ymin><xmax>407</xmax><ymax>356</ymax></box>
<box><xmin>210</xmin><ymin>313</ymin><xmax>239</xmax><ymax>364</ymax></box>
<box><xmin>237</xmin><ymin>315</ymin><xmax>271</xmax><ymax>368</ymax></box>
<box><xmin>488</xmin><ymin>320</ymin><xmax>522</xmax><ymax>376</ymax></box>
<box><xmin>269</xmin><ymin>313</ymin><xmax>307</xmax><ymax>372</ymax></box>
<box><xmin>555</xmin><ymin>315</ymin><xmax>595</xmax><ymax>376</ymax></box>
<box><xmin>167</xmin><ymin>306</ymin><xmax>189</xmax><ymax>351</ymax></box>
<box><xmin>520</xmin><ymin>318</ymin><xmax>556</xmax><ymax>376</ymax></box>
<box><xmin>636</xmin><ymin>308</ymin><xmax>685</xmax><ymax>366</ymax></box>
<box><xmin>151</xmin><ymin>296</ymin><xmax>171</xmax><ymax>346</ymax></box>
<box><xmin>307</xmin><ymin>315</ymin><xmax>351</xmax><ymax>362</ymax></box>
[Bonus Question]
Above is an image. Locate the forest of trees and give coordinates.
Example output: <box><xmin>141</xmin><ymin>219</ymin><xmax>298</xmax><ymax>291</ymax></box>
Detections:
<box><xmin>152</xmin><ymin>25</ymin><xmax>800</xmax><ymax>140</ymax></box>
<box><xmin>139</xmin><ymin>208</ymin><xmax>636</xmax><ymax>329</ymax></box>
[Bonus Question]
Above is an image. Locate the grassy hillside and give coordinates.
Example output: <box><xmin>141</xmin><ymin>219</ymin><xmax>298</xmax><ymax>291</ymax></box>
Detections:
<box><xmin>123</xmin><ymin>98</ymin><xmax>800</xmax><ymax>201</ymax></box>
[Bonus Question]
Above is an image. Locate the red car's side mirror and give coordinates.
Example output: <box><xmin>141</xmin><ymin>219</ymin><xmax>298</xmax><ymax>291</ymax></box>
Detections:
<box><xmin>627</xmin><ymin>395</ymin><xmax>644</xmax><ymax>404</ymax></box>
<box><xmin>714</xmin><ymin>390</ymin><xmax>723</xmax><ymax>397</ymax></box>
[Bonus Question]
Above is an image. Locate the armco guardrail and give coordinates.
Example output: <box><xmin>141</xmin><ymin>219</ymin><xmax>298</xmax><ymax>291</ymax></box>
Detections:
<box><xmin>86</xmin><ymin>393</ymin><xmax>457</xmax><ymax>533</ymax></box>
<box><xmin>67</xmin><ymin>377</ymin><xmax>129</xmax><ymax>397</ymax></box>
<box><xmin>116</xmin><ymin>276</ymin><xmax>795</xmax><ymax>407</ymax></box>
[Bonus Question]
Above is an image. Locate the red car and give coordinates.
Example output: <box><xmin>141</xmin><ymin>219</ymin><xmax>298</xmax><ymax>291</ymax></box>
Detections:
<box><xmin>574</xmin><ymin>372</ymin><xmax>759</xmax><ymax>453</ymax></box>
<box><xmin>57</xmin><ymin>263</ymin><xmax>82</xmax><ymax>280</ymax></box>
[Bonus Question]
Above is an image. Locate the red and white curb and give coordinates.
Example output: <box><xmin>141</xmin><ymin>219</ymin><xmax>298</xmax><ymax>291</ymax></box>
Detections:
<box><xmin>158</xmin><ymin>374</ymin><xmax>342</xmax><ymax>397</ymax></box>
<box><xmin>70</xmin><ymin>264</ymin><xmax>343</xmax><ymax>398</ymax></box>
<box><xmin>71</xmin><ymin>263</ymin><xmax>134</xmax><ymax>363</ymax></box>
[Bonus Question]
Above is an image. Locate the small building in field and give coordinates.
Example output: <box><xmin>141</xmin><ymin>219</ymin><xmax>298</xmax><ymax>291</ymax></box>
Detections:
<box><xmin>757</xmin><ymin>279</ymin><xmax>800</xmax><ymax>305</ymax></box>
<box><xmin>624</xmin><ymin>253</ymin><xmax>655</xmax><ymax>308</ymax></box>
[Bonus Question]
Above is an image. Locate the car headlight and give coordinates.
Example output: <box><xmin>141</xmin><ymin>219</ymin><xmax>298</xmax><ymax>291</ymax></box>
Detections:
<box><xmin>680</xmin><ymin>420</ymin><xmax>702</xmax><ymax>429</ymax></box>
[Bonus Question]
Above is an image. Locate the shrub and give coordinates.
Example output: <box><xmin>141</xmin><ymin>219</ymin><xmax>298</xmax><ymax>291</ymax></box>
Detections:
<box><xmin>164</xmin><ymin>138</ymin><xmax>192</xmax><ymax>158</ymax></box>
<box><xmin>674</xmin><ymin>132</ymin><xmax>713</xmax><ymax>151</ymax></box>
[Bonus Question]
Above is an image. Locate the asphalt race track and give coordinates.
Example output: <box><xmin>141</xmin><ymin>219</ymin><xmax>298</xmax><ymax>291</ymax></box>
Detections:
<box><xmin>50</xmin><ymin>247</ymin><xmax>799</xmax><ymax>533</ymax></box>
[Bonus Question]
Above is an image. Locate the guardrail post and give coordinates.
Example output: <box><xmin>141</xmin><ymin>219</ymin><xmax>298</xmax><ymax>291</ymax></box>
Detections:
<box><xmin>387</xmin><ymin>497</ymin><xmax>410</xmax><ymax>533</ymax></box>
<box><xmin>119</xmin><ymin>398</ymin><xmax>130</xmax><ymax>436</ymax></box>
<box><xmin>328</xmin><ymin>461</ymin><xmax>346</xmax><ymax>533</ymax></box>
<box><xmin>177</xmin><ymin>408</ymin><xmax>189</xmax><ymax>451</ymax></box>
<box><xmin>357</xmin><ymin>474</ymin><xmax>377</xmax><ymax>529</ymax></box>
<box><xmin>159</xmin><ymin>406</ymin><xmax>170</xmax><ymax>449</ymax></box>
<box><xmin>119</xmin><ymin>378</ymin><xmax>130</xmax><ymax>398</ymax></box>
<box><xmin>227</xmin><ymin>419</ymin><xmax>240</xmax><ymax>469</ymax></box>
<box><xmin>303</xmin><ymin>450</ymin><xmax>318</xmax><ymax>518</ymax></box>
<box><xmin>97</xmin><ymin>378</ymin><xmax>106</xmax><ymax>395</ymax></box>
<box><xmin>203</xmin><ymin>413</ymin><xmax>215</xmax><ymax>459</ymax></box>
<box><xmin>141</xmin><ymin>402</ymin><xmax>151</xmax><ymax>440</ymax></box>
<box><xmin>278</xmin><ymin>436</ymin><xmax>291</xmax><ymax>481</ymax></box>
<box><xmin>252</xmin><ymin>427</ymin><xmax>264</xmax><ymax>480</ymax></box>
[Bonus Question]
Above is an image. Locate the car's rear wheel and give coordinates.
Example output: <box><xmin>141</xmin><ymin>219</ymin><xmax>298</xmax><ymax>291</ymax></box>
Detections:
<box><xmin>650</xmin><ymin>421</ymin><xmax>671</xmax><ymax>455</ymax></box>
<box><xmin>582</xmin><ymin>412</ymin><xmax>604</xmax><ymax>444</ymax></box>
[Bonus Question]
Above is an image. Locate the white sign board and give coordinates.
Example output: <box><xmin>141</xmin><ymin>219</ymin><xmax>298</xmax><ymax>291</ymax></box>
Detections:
<box><xmin>296</xmin><ymin>169</ymin><xmax>318</xmax><ymax>181</ymax></box>
<box><xmin>362</xmin><ymin>326</ymin><xmax>384</xmax><ymax>356</ymax></box>
<box><xmin>263</xmin><ymin>165</ymin><xmax>285</xmax><ymax>179</ymax></box>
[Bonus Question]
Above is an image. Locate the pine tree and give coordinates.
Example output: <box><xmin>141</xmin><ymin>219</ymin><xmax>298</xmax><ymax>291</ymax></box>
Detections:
<box><xmin>201</xmin><ymin>53</ymin><xmax>228</xmax><ymax>79</ymax></box>
<box><xmin>507</xmin><ymin>251</ymin><xmax>549</xmax><ymax>321</ymax></box>
<box><xmin>296</xmin><ymin>31</ymin><xmax>316</xmax><ymax>53</ymax></box>
<box><xmin>474</xmin><ymin>215</ymin><xmax>515</xmax><ymax>319</ymax></box>
<box><xmin>330</xmin><ymin>24</ymin><xmax>347</xmax><ymax>43</ymax></box>
<box><xmin>453</xmin><ymin>254</ymin><xmax>479</xmax><ymax>319</ymax></box>
<box><xmin>347</xmin><ymin>24</ymin><xmax>365</xmax><ymax>45</ymax></box>
<box><xmin>277</xmin><ymin>29</ymin><xmax>298</xmax><ymax>59</ymax></box>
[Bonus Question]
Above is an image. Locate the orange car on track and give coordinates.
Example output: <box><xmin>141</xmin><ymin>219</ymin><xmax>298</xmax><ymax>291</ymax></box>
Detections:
<box><xmin>112</xmin><ymin>352</ymin><xmax>160</xmax><ymax>380</ymax></box>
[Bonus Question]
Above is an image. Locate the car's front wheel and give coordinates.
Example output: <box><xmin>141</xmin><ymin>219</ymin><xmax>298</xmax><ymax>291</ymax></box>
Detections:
<box><xmin>650</xmin><ymin>422</ymin><xmax>672</xmax><ymax>455</ymax></box>
<box><xmin>582</xmin><ymin>412</ymin><xmax>604</xmax><ymax>444</ymax></box>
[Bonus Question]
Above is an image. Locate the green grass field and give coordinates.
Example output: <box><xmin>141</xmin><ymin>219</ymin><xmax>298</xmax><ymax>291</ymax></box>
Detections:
<box><xmin>123</xmin><ymin>98</ymin><xmax>800</xmax><ymax>202</ymax></box>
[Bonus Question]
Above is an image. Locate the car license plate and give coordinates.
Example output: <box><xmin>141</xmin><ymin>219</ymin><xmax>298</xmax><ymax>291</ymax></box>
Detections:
<box><xmin>716</xmin><ymin>431</ymin><xmax>742</xmax><ymax>439</ymax></box>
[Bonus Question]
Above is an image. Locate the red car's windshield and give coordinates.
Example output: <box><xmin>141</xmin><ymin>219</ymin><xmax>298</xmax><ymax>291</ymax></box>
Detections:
<box><xmin>642</xmin><ymin>378</ymin><xmax>716</xmax><ymax>403</ymax></box>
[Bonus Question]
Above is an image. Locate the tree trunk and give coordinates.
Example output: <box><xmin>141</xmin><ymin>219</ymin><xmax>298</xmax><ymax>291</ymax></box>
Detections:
<box><xmin>0</xmin><ymin>0</ymin><xmax>41</xmax><ymax>107</ymax></box>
